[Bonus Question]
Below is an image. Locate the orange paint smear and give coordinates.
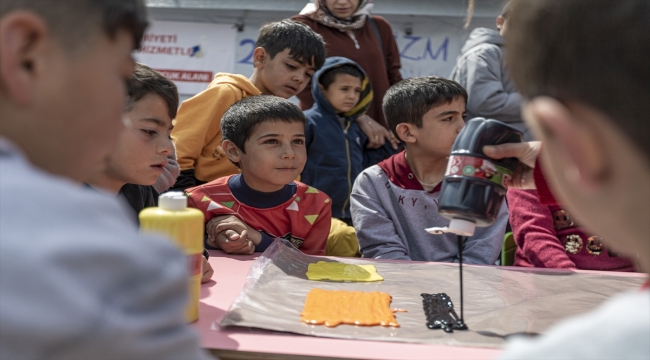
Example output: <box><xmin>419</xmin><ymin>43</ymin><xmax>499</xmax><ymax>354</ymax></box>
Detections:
<box><xmin>300</xmin><ymin>288</ymin><xmax>400</xmax><ymax>327</ymax></box>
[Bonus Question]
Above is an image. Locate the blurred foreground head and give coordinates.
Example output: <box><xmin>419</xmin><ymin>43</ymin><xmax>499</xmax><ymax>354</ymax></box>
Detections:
<box><xmin>507</xmin><ymin>0</ymin><xmax>650</xmax><ymax>271</ymax></box>
<box><xmin>0</xmin><ymin>0</ymin><xmax>148</xmax><ymax>181</ymax></box>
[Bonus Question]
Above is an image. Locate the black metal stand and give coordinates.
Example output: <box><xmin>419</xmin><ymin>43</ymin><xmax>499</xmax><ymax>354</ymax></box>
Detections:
<box><xmin>455</xmin><ymin>235</ymin><xmax>468</xmax><ymax>330</ymax></box>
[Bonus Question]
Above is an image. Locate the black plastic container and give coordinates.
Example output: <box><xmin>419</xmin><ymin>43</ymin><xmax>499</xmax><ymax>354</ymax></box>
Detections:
<box><xmin>437</xmin><ymin>118</ymin><xmax>523</xmax><ymax>232</ymax></box>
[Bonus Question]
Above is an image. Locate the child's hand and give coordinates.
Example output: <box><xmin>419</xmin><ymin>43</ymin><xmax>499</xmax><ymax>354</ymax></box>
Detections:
<box><xmin>217</xmin><ymin>229</ymin><xmax>255</xmax><ymax>254</ymax></box>
<box><xmin>205</xmin><ymin>216</ymin><xmax>257</xmax><ymax>255</ymax></box>
<box><xmin>483</xmin><ymin>141</ymin><xmax>541</xmax><ymax>189</ymax></box>
<box><xmin>201</xmin><ymin>256</ymin><xmax>214</xmax><ymax>283</ymax></box>
<box><xmin>357</xmin><ymin>115</ymin><xmax>399</xmax><ymax>150</ymax></box>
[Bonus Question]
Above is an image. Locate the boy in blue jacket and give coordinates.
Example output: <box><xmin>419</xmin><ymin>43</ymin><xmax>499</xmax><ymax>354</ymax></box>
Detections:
<box><xmin>302</xmin><ymin>57</ymin><xmax>382</xmax><ymax>225</ymax></box>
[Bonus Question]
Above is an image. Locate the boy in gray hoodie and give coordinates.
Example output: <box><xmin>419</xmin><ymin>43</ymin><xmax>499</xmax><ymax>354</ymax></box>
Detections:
<box><xmin>450</xmin><ymin>1</ymin><xmax>530</xmax><ymax>140</ymax></box>
<box><xmin>350</xmin><ymin>77</ymin><xmax>508</xmax><ymax>263</ymax></box>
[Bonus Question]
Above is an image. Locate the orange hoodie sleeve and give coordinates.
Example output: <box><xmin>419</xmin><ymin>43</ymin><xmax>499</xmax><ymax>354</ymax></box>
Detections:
<box><xmin>171</xmin><ymin>85</ymin><xmax>239</xmax><ymax>171</ymax></box>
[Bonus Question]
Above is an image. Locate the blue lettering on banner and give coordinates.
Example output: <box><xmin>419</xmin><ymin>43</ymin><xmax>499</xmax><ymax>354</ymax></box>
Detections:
<box><xmin>400</xmin><ymin>35</ymin><xmax>424</xmax><ymax>60</ymax></box>
<box><xmin>423</xmin><ymin>37</ymin><xmax>448</xmax><ymax>61</ymax></box>
<box><xmin>238</xmin><ymin>39</ymin><xmax>256</xmax><ymax>64</ymax></box>
<box><xmin>237</xmin><ymin>35</ymin><xmax>449</xmax><ymax>65</ymax></box>
<box><xmin>399</xmin><ymin>35</ymin><xmax>449</xmax><ymax>62</ymax></box>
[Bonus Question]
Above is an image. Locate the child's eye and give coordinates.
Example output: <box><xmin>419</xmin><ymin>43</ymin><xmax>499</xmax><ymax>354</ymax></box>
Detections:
<box><xmin>305</xmin><ymin>72</ymin><xmax>314</xmax><ymax>79</ymax></box>
<box><xmin>263</xmin><ymin>139</ymin><xmax>279</xmax><ymax>144</ymax></box>
<box><xmin>141</xmin><ymin>129</ymin><xmax>157</xmax><ymax>136</ymax></box>
<box><xmin>443</xmin><ymin>117</ymin><xmax>453</xmax><ymax>122</ymax></box>
<box><xmin>293</xmin><ymin>139</ymin><xmax>305</xmax><ymax>145</ymax></box>
<box><xmin>286</xmin><ymin>63</ymin><xmax>297</xmax><ymax>70</ymax></box>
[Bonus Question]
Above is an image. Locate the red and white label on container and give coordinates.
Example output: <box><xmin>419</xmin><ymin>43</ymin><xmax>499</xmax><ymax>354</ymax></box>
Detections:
<box><xmin>187</xmin><ymin>253</ymin><xmax>203</xmax><ymax>277</ymax></box>
<box><xmin>445</xmin><ymin>155</ymin><xmax>513</xmax><ymax>187</ymax></box>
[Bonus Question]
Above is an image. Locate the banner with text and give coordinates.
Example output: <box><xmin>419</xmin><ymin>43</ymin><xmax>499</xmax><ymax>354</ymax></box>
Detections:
<box><xmin>233</xmin><ymin>18</ymin><xmax>495</xmax><ymax>81</ymax></box>
<box><xmin>135</xmin><ymin>20</ymin><xmax>236</xmax><ymax>95</ymax></box>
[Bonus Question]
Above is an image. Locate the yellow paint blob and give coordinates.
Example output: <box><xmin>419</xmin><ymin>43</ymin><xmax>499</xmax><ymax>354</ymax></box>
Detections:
<box><xmin>306</xmin><ymin>261</ymin><xmax>384</xmax><ymax>282</ymax></box>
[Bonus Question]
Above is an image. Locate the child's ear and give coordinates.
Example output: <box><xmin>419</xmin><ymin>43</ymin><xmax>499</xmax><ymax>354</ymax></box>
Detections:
<box><xmin>496</xmin><ymin>15</ymin><xmax>505</xmax><ymax>30</ymax></box>
<box><xmin>524</xmin><ymin>97</ymin><xmax>605</xmax><ymax>192</ymax></box>
<box><xmin>0</xmin><ymin>12</ymin><xmax>48</xmax><ymax>105</ymax></box>
<box><xmin>252</xmin><ymin>47</ymin><xmax>267</xmax><ymax>69</ymax></box>
<box><xmin>395</xmin><ymin>123</ymin><xmax>416</xmax><ymax>144</ymax></box>
<box><xmin>222</xmin><ymin>140</ymin><xmax>243</xmax><ymax>164</ymax></box>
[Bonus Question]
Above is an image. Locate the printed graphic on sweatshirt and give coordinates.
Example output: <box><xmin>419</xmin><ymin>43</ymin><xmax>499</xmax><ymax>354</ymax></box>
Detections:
<box><xmin>187</xmin><ymin>177</ymin><xmax>331</xmax><ymax>256</ymax></box>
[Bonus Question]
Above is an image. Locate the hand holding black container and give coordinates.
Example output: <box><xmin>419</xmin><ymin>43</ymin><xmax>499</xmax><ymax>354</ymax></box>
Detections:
<box><xmin>427</xmin><ymin>118</ymin><xmax>523</xmax><ymax>237</ymax></box>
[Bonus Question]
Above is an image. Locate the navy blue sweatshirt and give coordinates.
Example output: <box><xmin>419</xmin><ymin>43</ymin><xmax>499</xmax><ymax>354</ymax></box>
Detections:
<box><xmin>301</xmin><ymin>57</ymin><xmax>369</xmax><ymax>219</ymax></box>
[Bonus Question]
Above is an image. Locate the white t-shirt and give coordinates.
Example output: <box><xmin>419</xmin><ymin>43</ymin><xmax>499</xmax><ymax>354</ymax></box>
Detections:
<box><xmin>500</xmin><ymin>289</ymin><xmax>650</xmax><ymax>359</ymax></box>
<box><xmin>0</xmin><ymin>138</ymin><xmax>211</xmax><ymax>359</ymax></box>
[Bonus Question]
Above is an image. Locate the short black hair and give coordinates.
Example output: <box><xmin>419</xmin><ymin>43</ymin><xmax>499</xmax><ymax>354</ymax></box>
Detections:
<box><xmin>221</xmin><ymin>96</ymin><xmax>306</xmax><ymax>166</ymax></box>
<box><xmin>0</xmin><ymin>0</ymin><xmax>148</xmax><ymax>51</ymax></box>
<box><xmin>319</xmin><ymin>64</ymin><xmax>364</xmax><ymax>90</ymax></box>
<box><xmin>125</xmin><ymin>63</ymin><xmax>179</xmax><ymax>120</ymax></box>
<box><xmin>256</xmin><ymin>20</ymin><xmax>326</xmax><ymax>70</ymax></box>
<box><xmin>382</xmin><ymin>77</ymin><xmax>468</xmax><ymax>137</ymax></box>
<box><xmin>500</xmin><ymin>0</ymin><xmax>514</xmax><ymax>18</ymax></box>
<box><xmin>507</xmin><ymin>0</ymin><xmax>650</xmax><ymax>160</ymax></box>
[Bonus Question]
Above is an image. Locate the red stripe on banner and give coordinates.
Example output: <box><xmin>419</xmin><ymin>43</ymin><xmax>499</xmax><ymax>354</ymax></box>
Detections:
<box><xmin>155</xmin><ymin>69</ymin><xmax>213</xmax><ymax>83</ymax></box>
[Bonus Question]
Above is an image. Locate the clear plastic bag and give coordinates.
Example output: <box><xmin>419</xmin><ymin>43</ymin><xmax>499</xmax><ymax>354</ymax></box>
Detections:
<box><xmin>220</xmin><ymin>239</ymin><xmax>644</xmax><ymax>348</ymax></box>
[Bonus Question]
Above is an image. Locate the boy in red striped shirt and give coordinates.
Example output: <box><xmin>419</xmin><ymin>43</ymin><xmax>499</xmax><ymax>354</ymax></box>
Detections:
<box><xmin>186</xmin><ymin>96</ymin><xmax>331</xmax><ymax>255</ymax></box>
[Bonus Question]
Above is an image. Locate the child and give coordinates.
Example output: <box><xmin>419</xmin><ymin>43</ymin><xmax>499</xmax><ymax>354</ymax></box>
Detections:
<box><xmin>186</xmin><ymin>96</ymin><xmax>332</xmax><ymax>255</ymax></box>
<box><xmin>87</xmin><ymin>63</ymin><xmax>177</xmax><ymax>216</ymax></box>
<box><xmin>507</xmin><ymin>167</ymin><xmax>636</xmax><ymax>271</ymax></box>
<box><xmin>481</xmin><ymin>0</ymin><xmax>649</xmax><ymax>358</ymax></box>
<box><xmin>87</xmin><ymin>63</ymin><xmax>213</xmax><ymax>283</ymax></box>
<box><xmin>171</xmin><ymin>20</ymin><xmax>326</xmax><ymax>191</ymax></box>
<box><xmin>350</xmin><ymin>77</ymin><xmax>508</xmax><ymax>263</ymax></box>
<box><xmin>0</xmin><ymin>1</ymin><xmax>210</xmax><ymax>358</ymax></box>
<box><xmin>450</xmin><ymin>1</ymin><xmax>530</xmax><ymax>140</ymax></box>
<box><xmin>302</xmin><ymin>56</ymin><xmax>370</xmax><ymax>223</ymax></box>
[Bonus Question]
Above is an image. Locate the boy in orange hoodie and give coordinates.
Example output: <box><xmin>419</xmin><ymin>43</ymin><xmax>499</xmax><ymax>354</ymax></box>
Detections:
<box><xmin>171</xmin><ymin>20</ymin><xmax>326</xmax><ymax>191</ymax></box>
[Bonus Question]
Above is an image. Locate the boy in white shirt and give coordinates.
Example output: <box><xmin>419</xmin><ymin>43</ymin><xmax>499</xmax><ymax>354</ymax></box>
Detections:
<box><xmin>0</xmin><ymin>1</ymin><xmax>210</xmax><ymax>358</ymax></box>
<box><xmin>484</xmin><ymin>0</ymin><xmax>650</xmax><ymax>358</ymax></box>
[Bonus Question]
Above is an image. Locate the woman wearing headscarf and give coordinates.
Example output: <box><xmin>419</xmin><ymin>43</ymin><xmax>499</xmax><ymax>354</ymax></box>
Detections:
<box><xmin>292</xmin><ymin>0</ymin><xmax>402</xmax><ymax>154</ymax></box>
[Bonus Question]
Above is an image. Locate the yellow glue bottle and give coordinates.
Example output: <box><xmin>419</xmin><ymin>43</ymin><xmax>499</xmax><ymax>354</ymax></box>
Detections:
<box><xmin>139</xmin><ymin>192</ymin><xmax>204</xmax><ymax>323</ymax></box>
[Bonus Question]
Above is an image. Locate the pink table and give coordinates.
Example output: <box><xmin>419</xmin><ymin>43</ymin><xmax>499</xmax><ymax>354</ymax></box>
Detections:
<box><xmin>194</xmin><ymin>250</ymin><xmax>645</xmax><ymax>359</ymax></box>
<box><xmin>193</xmin><ymin>250</ymin><xmax>502</xmax><ymax>360</ymax></box>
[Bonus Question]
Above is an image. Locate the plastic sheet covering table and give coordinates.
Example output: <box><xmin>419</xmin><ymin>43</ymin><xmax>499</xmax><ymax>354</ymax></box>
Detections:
<box><xmin>220</xmin><ymin>239</ymin><xmax>644</xmax><ymax>348</ymax></box>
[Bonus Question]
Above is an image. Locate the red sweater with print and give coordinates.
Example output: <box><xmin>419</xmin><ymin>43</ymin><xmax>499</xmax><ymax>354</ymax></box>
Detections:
<box><xmin>507</xmin><ymin>164</ymin><xmax>636</xmax><ymax>271</ymax></box>
<box><xmin>186</xmin><ymin>176</ymin><xmax>331</xmax><ymax>255</ymax></box>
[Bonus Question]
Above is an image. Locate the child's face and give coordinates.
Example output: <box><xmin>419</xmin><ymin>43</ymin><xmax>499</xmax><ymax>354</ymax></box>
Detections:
<box><xmin>0</xmin><ymin>27</ymin><xmax>136</xmax><ymax>182</ymax></box>
<box><xmin>229</xmin><ymin>120</ymin><xmax>306</xmax><ymax>192</ymax></box>
<box><xmin>104</xmin><ymin>93</ymin><xmax>174</xmax><ymax>186</ymax></box>
<box><xmin>321</xmin><ymin>74</ymin><xmax>362</xmax><ymax>114</ymax></box>
<box><xmin>410</xmin><ymin>98</ymin><xmax>466</xmax><ymax>157</ymax></box>
<box><xmin>257</xmin><ymin>48</ymin><xmax>316</xmax><ymax>99</ymax></box>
